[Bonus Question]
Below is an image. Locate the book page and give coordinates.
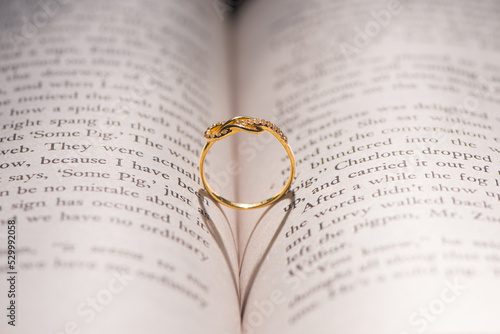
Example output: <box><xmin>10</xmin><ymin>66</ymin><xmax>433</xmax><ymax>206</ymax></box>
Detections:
<box><xmin>0</xmin><ymin>1</ymin><xmax>240</xmax><ymax>333</ymax></box>
<box><xmin>235</xmin><ymin>0</ymin><xmax>500</xmax><ymax>333</ymax></box>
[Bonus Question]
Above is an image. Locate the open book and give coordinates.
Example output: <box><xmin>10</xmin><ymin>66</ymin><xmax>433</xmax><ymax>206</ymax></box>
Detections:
<box><xmin>1</xmin><ymin>0</ymin><xmax>500</xmax><ymax>333</ymax></box>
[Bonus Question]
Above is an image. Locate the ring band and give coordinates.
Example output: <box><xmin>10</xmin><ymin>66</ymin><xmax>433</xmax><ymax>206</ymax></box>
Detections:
<box><xmin>199</xmin><ymin>116</ymin><xmax>296</xmax><ymax>210</ymax></box>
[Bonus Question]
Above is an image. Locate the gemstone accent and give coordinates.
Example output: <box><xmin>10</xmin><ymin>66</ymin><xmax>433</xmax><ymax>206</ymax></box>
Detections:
<box><xmin>204</xmin><ymin>117</ymin><xmax>288</xmax><ymax>143</ymax></box>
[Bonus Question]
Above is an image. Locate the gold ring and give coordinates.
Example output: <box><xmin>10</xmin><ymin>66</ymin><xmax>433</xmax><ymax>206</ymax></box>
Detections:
<box><xmin>200</xmin><ymin>116</ymin><xmax>295</xmax><ymax>210</ymax></box>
